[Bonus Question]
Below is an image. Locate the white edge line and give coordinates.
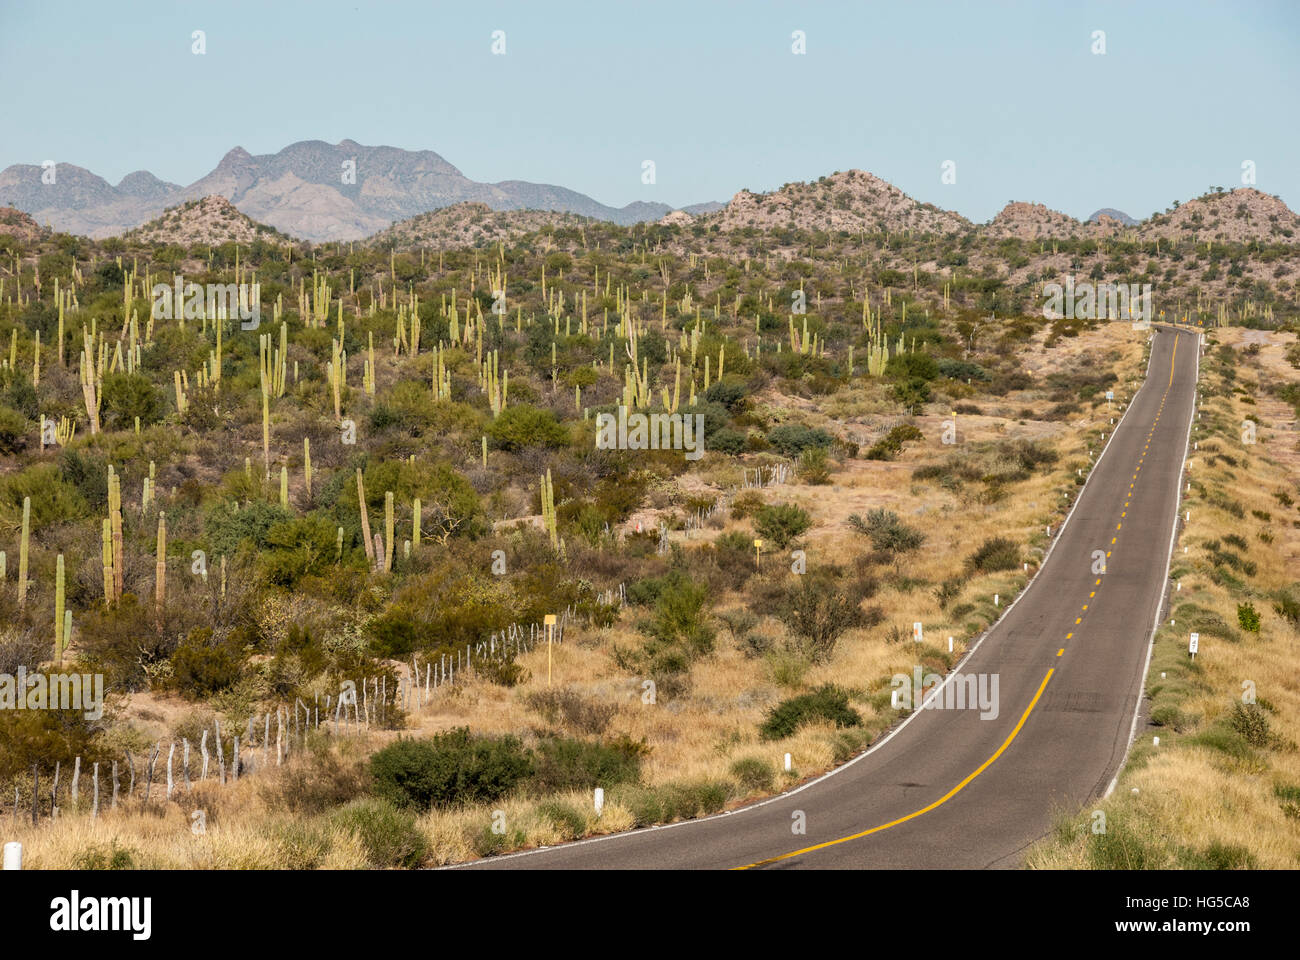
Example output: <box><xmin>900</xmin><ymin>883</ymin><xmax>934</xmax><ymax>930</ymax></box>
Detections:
<box><xmin>445</xmin><ymin>323</ymin><xmax>1158</xmax><ymax>869</ymax></box>
<box><xmin>1104</xmin><ymin>324</ymin><xmax>1199</xmax><ymax>799</ymax></box>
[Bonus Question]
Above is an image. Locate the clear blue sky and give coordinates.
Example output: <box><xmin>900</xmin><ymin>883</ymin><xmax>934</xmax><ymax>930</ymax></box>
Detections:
<box><xmin>2</xmin><ymin>0</ymin><xmax>1296</xmax><ymax>222</ymax></box>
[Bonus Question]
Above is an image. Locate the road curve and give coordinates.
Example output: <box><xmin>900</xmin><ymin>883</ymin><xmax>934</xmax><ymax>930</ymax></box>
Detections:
<box><xmin>461</xmin><ymin>324</ymin><xmax>1200</xmax><ymax>870</ymax></box>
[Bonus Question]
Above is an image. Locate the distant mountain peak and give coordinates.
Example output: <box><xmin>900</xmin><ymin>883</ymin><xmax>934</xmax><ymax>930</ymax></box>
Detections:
<box><xmin>1088</xmin><ymin>207</ymin><xmax>1137</xmax><ymax>226</ymax></box>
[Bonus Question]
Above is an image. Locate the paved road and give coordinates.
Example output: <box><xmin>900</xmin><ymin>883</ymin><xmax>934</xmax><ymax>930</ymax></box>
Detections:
<box><xmin>464</xmin><ymin>324</ymin><xmax>1200</xmax><ymax>870</ymax></box>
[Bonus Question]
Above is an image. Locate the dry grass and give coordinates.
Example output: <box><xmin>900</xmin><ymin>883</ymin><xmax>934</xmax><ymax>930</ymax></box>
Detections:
<box><xmin>1029</xmin><ymin>327</ymin><xmax>1300</xmax><ymax>869</ymax></box>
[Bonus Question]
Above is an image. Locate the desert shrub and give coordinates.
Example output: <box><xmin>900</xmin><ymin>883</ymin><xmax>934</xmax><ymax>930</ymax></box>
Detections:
<box><xmin>1228</xmin><ymin>702</ymin><xmax>1270</xmax><ymax>747</ymax></box>
<box><xmin>848</xmin><ymin>509</ymin><xmax>925</xmax><ymax>570</ymax></box>
<box><xmin>0</xmin><ymin>462</ymin><xmax>90</xmax><ymax>528</ymax></box>
<box><xmin>259</xmin><ymin>514</ymin><xmax>340</xmax><ymax>586</ymax></box>
<box><xmin>760</xmin><ymin>685</ymin><xmax>862</xmax><ymax>740</ymax></box>
<box><xmin>204</xmin><ymin>500</ymin><xmax>293</xmax><ymax>560</ymax></box>
<box><xmin>863</xmin><ymin>423</ymin><xmax>924</xmax><ymax>461</ymax></box>
<box><xmin>0</xmin><ymin>405</ymin><xmax>26</xmax><ymax>454</ymax></box>
<box><xmin>798</xmin><ymin>446</ymin><xmax>832</xmax><ymax>484</ymax></box>
<box><xmin>704</xmin><ymin>378</ymin><xmax>747</xmax><ymax>413</ymax></box>
<box><xmin>536</xmin><ymin>801</ymin><xmax>587</xmax><ymax>840</ymax></box>
<box><xmin>528</xmin><ymin>736</ymin><xmax>647</xmax><ymax>793</ymax></box>
<box><xmin>369</xmin><ymin>728</ymin><xmax>533</xmax><ymax>811</ymax></box>
<box><xmin>893</xmin><ymin>377</ymin><xmax>931</xmax><ymax>412</ymax></box>
<box><xmin>479</xmin><ymin>658</ymin><xmax>530</xmax><ymax>687</ymax></box>
<box><xmin>332</xmin><ymin>798</ymin><xmax>428</xmax><ymax>868</ymax></box>
<box><xmin>261</xmin><ymin>739</ymin><xmax>368</xmax><ymax>813</ymax></box>
<box><xmin>171</xmin><ymin>628</ymin><xmax>243</xmax><ymax>698</ymax></box>
<box><xmin>967</xmin><ymin>537</ymin><xmax>1020</xmax><ymax>573</ymax></box>
<box><xmin>607</xmin><ymin>783</ymin><xmax>664</xmax><ymax>827</ymax></box>
<box><xmin>766</xmin><ymin>423</ymin><xmax>833</xmax><ymax>457</ymax></box>
<box><xmin>1273</xmin><ymin>586</ymin><xmax>1300</xmax><ymax>626</ymax></box>
<box><xmin>1180</xmin><ymin>842</ymin><xmax>1257</xmax><ymax>870</ymax></box>
<box><xmin>934</xmin><ymin>578</ymin><xmax>962</xmax><ymax>608</ymax></box>
<box><xmin>657</xmin><ymin>779</ymin><xmax>730</xmax><ymax>820</ymax></box>
<box><xmin>635</xmin><ymin>571</ymin><xmax>715</xmax><ymax>668</ymax></box>
<box><xmin>101</xmin><ymin>372</ymin><xmax>164</xmax><ymax>428</ymax></box>
<box><xmin>729</xmin><ymin>756</ymin><xmax>774</xmax><ymax>792</ymax></box>
<box><xmin>728</xmin><ymin>489</ymin><xmax>766</xmax><ymax>519</ymax></box>
<box><xmin>1237</xmin><ymin>602</ymin><xmax>1261</xmax><ymax>633</ymax></box>
<box><xmin>486</xmin><ymin>404</ymin><xmax>569</xmax><ymax>450</ymax></box>
<box><xmin>73</xmin><ymin>841</ymin><xmax>137</xmax><ymax>871</ymax></box>
<box><xmin>523</xmin><ymin>687</ymin><xmax>616</xmax><ymax>735</ymax></box>
<box><xmin>775</xmin><ymin>572</ymin><xmax>864</xmax><ymax>661</ymax></box>
<box><xmin>709</xmin><ymin>428</ymin><xmax>745</xmax><ymax>455</ymax></box>
<box><xmin>754</xmin><ymin>502</ymin><xmax>812</xmax><ymax>548</ymax></box>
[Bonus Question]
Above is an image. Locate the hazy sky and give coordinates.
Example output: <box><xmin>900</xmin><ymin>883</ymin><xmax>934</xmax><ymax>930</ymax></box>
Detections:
<box><xmin>2</xmin><ymin>0</ymin><xmax>1296</xmax><ymax>222</ymax></box>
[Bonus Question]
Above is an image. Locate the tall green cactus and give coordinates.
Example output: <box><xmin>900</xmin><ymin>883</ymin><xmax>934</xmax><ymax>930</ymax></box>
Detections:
<box><xmin>540</xmin><ymin>469</ymin><xmax>558</xmax><ymax>549</ymax></box>
<box><xmin>17</xmin><ymin>496</ymin><xmax>30</xmax><ymax>607</ymax></box>
<box><xmin>54</xmin><ymin>553</ymin><xmax>65</xmax><ymax>664</ymax></box>
<box><xmin>384</xmin><ymin>491</ymin><xmax>394</xmax><ymax>573</ymax></box>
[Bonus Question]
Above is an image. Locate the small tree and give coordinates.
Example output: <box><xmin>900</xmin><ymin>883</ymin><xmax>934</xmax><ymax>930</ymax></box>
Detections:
<box><xmin>754</xmin><ymin>503</ymin><xmax>813</xmax><ymax>549</ymax></box>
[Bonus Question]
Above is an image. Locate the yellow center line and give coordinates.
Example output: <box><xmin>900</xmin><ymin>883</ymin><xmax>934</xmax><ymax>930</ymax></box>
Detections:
<box><xmin>734</xmin><ymin>669</ymin><xmax>1057</xmax><ymax>869</ymax></box>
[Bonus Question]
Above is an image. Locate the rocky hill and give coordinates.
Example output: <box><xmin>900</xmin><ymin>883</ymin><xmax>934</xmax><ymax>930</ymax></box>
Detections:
<box><xmin>703</xmin><ymin>170</ymin><xmax>972</xmax><ymax>235</ymax></box>
<box><xmin>365</xmin><ymin>202</ymin><xmax>595</xmax><ymax>249</ymax></box>
<box><xmin>123</xmin><ymin>195</ymin><xmax>293</xmax><ymax>246</ymax></box>
<box><xmin>1137</xmin><ymin>188</ymin><xmax>1300</xmax><ymax>244</ymax></box>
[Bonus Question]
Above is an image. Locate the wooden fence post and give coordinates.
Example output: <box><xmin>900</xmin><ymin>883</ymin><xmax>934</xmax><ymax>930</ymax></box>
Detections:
<box><xmin>111</xmin><ymin>760</ymin><xmax>119</xmax><ymax>809</ymax></box>
<box><xmin>92</xmin><ymin>763</ymin><xmax>99</xmax><ymax>818</ymax></box>
<box><xmin>71</xmin><ymin>756</ymin><xmax>80</xmax><ymax>809</ymax></box>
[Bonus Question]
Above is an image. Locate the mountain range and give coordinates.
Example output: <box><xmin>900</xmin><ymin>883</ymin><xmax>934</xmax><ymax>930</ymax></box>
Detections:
<box><xmin>2</xmin><ymin>140</ymin><xmax>1297</xmax><ymax>248</ymax></box>
<box><xmin>0</xmin><ymin>139</ymin><xmax>723</xmax><ymax>242</ymax></box>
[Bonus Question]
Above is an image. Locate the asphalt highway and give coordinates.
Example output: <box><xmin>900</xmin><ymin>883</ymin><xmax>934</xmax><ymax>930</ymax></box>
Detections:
<box><xmin>463</xmin><ymin>324</ymin><xmax>1200</xmax><ymax>870</ymax></box>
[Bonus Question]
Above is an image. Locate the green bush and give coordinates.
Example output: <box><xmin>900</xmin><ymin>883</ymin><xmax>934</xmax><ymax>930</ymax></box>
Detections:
<box><xmin>1227</xmin><ymin>702</ymin><xmax>1270</xmax><ymax>747</ymax></box>
<box><xmin>171</xmin><ymin>629</ymin><xmax>243</xmax><ymax>698</ymax></box>
<box><xmin>332</xmin><ymin>798</ymin><xmax>428</xmax><ymax>868</ymax></box>
<box><xmin>487</xmin><ymin>404</ymin><xmax>569</xmax><ymax>450</ymax></box>
<box><xmin>967</xmin><ymin>537</ymin><xmax>1020</xmax><ymax>573</ymax></box>
<box><xmin>864</xmin><ymin>423</ymin><xmax>924</xmax><ymax>461</ymax></box>
<box><xmin>0</xmin><ymin>405</ymin><xmax>26</xmax><ymax>454</ymax></box>
<box><xmin>766</xmin><ymin>423</ymin><xmax>833</xmax><ymax>457</ymax></box>
<box><xmin>754</xmin><ymin>502</ymin><xmax>812</xmax><ymax>548</ymax></box>
<box><xmin>760</xmin><ymin>685</ymin><xmax>862</xmax><ymax>740</ymax></box>
<box><xmin>1237</xmin><ymin>602</ymin><xmax>1261</xmax><ymax>633</ymax></box>
<box><xmin>101</xmin><ymin>372</ymin><xmax>164</xmax><ymax>428</ymax></box>
<box><xmin>369</xmin><ymin>728</ymin><xmax>533</xmax><ymax>811</ymax></box>
<box><xmin>798</xmin><ymin>446</ymin><xmax>832</xmax><ymax>484</ymax></box>
<box><xmin>530</xmin><ymin>736</ymin><xmax>646</xmax><ymax>793</ymax></box>
<box><xmin>729</xmin><ymin>756</ymin><xmax>774</xmax><ymax>792</ymax></box>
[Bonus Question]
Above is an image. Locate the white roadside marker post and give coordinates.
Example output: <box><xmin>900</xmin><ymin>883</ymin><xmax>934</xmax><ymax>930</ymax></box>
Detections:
<box><xmin>2</xmin><ymin>842</ymin><xmax>20</xmax><ymax>870</ymax></box>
